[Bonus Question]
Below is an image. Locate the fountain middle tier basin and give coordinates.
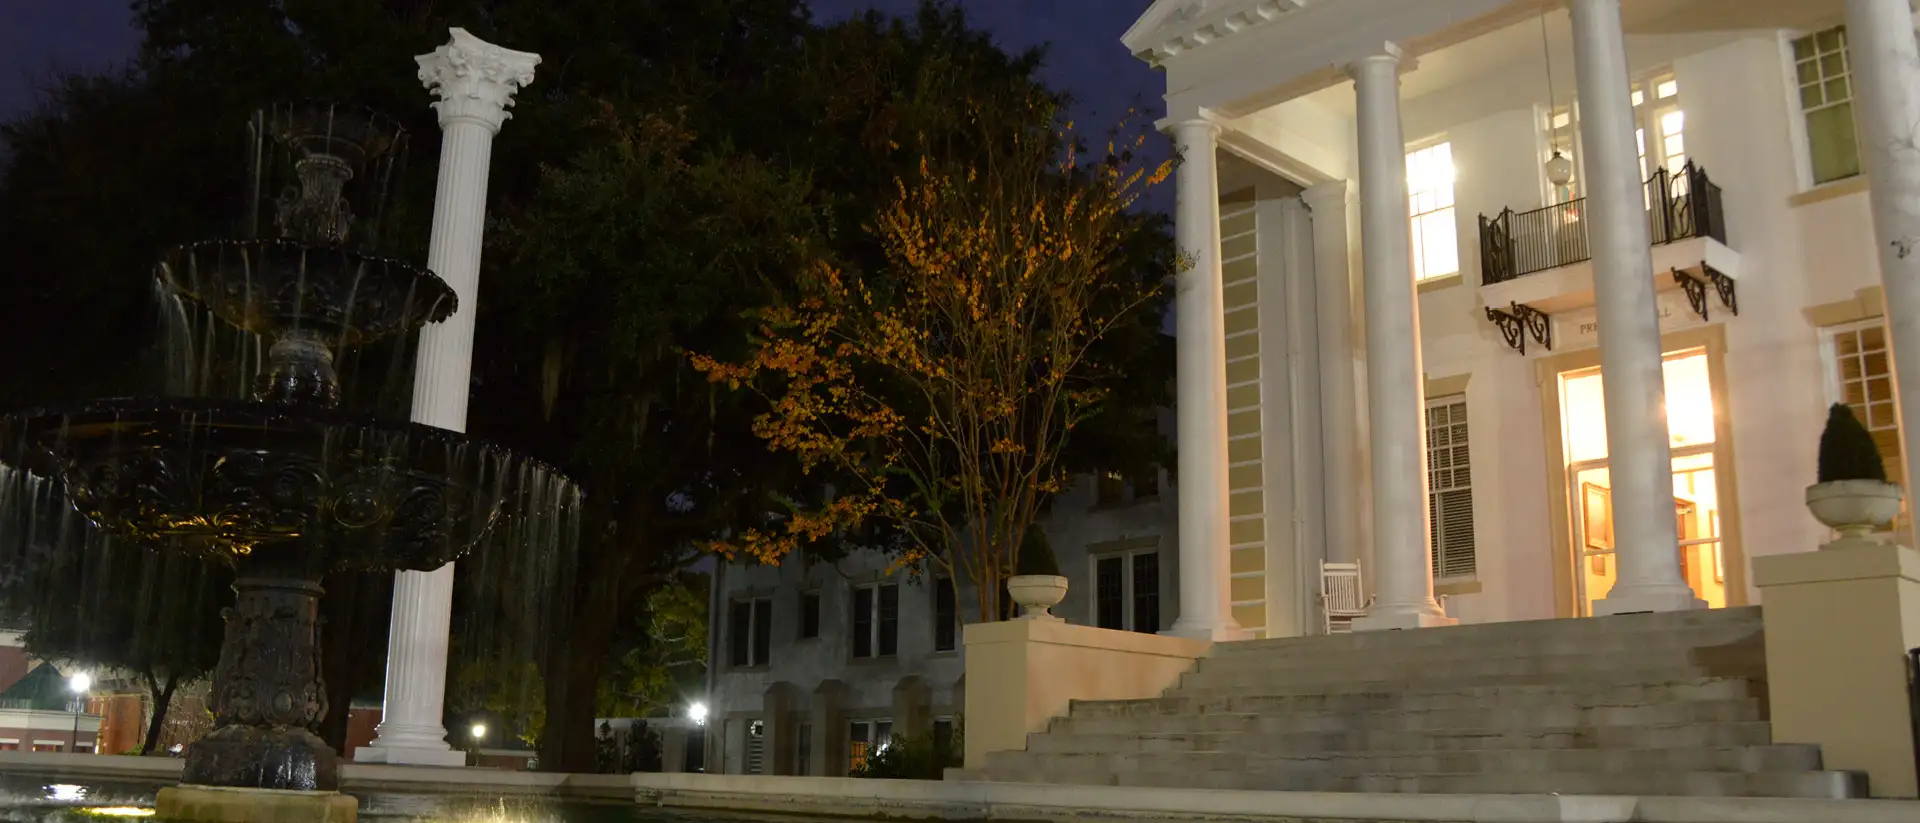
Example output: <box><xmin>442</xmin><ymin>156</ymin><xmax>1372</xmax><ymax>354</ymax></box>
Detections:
<box><xmin>0</xmin><ymin>396</ymin><xmax>550</xmax><ymax>572</ymax></box>
<box><xmin>158</xmin><ymin>238</ymin><xmax>456</xmax><ymax>348</ymax></box>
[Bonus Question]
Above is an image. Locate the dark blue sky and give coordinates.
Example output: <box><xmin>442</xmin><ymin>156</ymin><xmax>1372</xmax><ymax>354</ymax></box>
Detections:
<box><xmin>0</xmin><ymin>1</ymin><xmax>1164</xmax><ymax>127</ymax></box>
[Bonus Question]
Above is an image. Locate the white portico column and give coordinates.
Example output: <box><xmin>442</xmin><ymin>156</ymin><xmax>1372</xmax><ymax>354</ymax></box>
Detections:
<box><xmin>358</xmin><ymin>28</ymin><xmax>540</xmax><ymax>766</ymax></box>
<box><xmin>1345</xmin><ymin>47</ymin><xmax>1453</xmax><ymax>632</ymax></box>
<box><xmin>1166</xmin><ymin>117</ymin><xmax>1246</xmax><ymax>641</ymax></box>
<box><xmin>1301</xmin><ymin>181</ymin><xmax>1364</xmax><ymax>568</ymax></box>
<box><xmin>1847</xmin><ymin>0</ymin><xmax>1920</xmax><ymax>491</ymax></box>
<box><xmin>1569</xmin><ymin>0</ymin><xmax>1702</xmax><ymax>616</ymax></box>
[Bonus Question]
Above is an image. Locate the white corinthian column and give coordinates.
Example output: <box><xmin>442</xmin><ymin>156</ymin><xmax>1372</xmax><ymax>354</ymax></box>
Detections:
<box><xmin>356</xmin><ymin>27</ymin><xmax>540</xmax><ymax>767</ymax></box>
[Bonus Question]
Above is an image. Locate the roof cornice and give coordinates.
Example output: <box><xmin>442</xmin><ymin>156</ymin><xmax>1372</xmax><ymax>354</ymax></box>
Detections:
<box><xmin>1122</xmin><ymin>0</ymin><xmax>1313</xmax><ymax>66</ymax></box>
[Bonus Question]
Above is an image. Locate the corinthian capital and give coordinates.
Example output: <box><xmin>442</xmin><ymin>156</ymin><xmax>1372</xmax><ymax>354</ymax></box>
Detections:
<box><xmin>416</xmin><ymin>28</ymin><xmax>541</xmax><ymax>132</ymax></box>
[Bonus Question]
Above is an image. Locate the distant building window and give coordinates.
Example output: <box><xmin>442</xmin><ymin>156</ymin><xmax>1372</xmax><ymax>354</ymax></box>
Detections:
<box><xmin>933</xmin><ymin>579</ymin><xmax>958</xmax><ymax>652</ymax></box>
<box><xmin>796</xmin><ymin>723</ymin><xmax>812</xmax><ymax>777</ymax></box>
<box><xmin>1406</xmin><ymin>141</ymin><xmax>1459</xmax><ymax>280</ymax></box>
<box><xmin>799</xmin><ymin>592</ymin><xmax>821</xmax><ymax>640</ymax></box>
<box><xmin>1093</xmin><ymin>548</ymin><xmax>1161</xmax><ymax>633</ymax></box>
<box><xmin>1426</xmin><ymin>396</ymin><xmax>1477</xmax><ymax>580</ymax></box>
<box><xmin>851</xmin><ymin>583</ymin><xmax>899</xmax><ymax>658</ymax></box>
<box><xmin>745</xmin><ymin>719</ymin><xmax>766</xmax><ymax>775</ymax></box>
<box><xmin>1793</xmin><ymin>26</ymin><xmax>1861</xmax><ymax>184</ymax></box>
<box><xmin>1096</xmin><ymin>471</ymin><xmax>1125</xmax><ymax>506</ymax></box>
<box><xmin>849</xmin><ymin>719</ymin><xmax>892</xmax><ymax>772</ymax></box>
<box><xmin>932</xmin><ymin>717</ymin><xmax>955</xmax><ymax>759</ymax></box>
<box><xmin>728</xmin><ymin>598</ymin><xmax>772</xmax><ymax>667</ymax></box>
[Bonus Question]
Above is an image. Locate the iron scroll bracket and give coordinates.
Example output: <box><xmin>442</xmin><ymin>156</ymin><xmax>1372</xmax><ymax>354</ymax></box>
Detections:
<box><xmin>1484</xmin><ymin>302</ymin><xmax>1551</xmax><ymax>354</ymax></box>
<box><xmin>1673</xmin><ymin>263</ymin><xmax>1738</xmax><ymax>322</ymax></box>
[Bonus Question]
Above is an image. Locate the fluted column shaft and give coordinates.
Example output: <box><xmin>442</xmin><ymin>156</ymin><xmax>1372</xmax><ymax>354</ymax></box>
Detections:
<box><xmin>360</xmin><ymin>28</ymin><xmax>539</xmax><ymax>767</ymax></box>
<box><xmin>1166</xmin><ymin>118</ymin><xmax>1246</xmax><ymax>641</ymax></box>
<box><xmin>1346</xmin><ymin>47</ymin><xmax>1454</xmax><ymax>632</ymax></box>
<box><xmin>1569</xmin><ymin>0</ymin><xmax>1701</xmax><ymax>616</ymax></box>
<box><xmin>1301</xmin><ymin>181</ymin><xmax>1364</xmax><ymax>572</ymax></box>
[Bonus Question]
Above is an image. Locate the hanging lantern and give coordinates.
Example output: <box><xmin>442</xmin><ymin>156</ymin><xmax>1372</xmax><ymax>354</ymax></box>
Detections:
<box><xmin>1545</xmin><ymin>150</ymin><xmax>1575</xmax><ymax>186</ymax></box>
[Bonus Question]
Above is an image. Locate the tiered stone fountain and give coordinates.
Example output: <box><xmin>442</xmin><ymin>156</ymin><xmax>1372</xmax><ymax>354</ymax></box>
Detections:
<box><xmin>0</xmin><ymin>101</ymin><xmax>566</xmax><ymax>823</ymax></box>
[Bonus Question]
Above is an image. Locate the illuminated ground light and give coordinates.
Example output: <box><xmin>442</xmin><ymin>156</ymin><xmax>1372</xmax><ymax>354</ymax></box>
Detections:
<box><xmin>83</xmin><ymin>808</ymin><xmax>154</xmax><ymax>818</ymax></box>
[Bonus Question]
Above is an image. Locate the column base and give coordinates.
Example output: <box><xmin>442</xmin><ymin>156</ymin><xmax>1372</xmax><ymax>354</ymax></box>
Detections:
<box><xmin>1162</xmin><ymin>617</ymin><xmax>1253</xmax><ymax>642</ymax></box>
<box><xmin>351</xmin><ymin>742</ymin><xmax>466</xmax><ymax>767</ymax></box>
<box><xmin>1593</xmin><ymin>583</ymin><xmax>1705</xmax><ymax>616</ymax></box>
<box><xmin>1351</xmin><ymin>604</ymin><xmax>1457</xmax><ymax>632</ymax></box>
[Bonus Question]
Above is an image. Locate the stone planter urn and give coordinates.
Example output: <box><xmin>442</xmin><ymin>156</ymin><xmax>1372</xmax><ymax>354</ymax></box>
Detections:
<box><xmin>1806</xmin><ymin>479</ymin><xmax>1904</xmax><ymax>550</ymax></box>
<box><xmin>1007</xmin><ymin>575</ymin><xmax>1068</xmax><ymax>622</ymax></box>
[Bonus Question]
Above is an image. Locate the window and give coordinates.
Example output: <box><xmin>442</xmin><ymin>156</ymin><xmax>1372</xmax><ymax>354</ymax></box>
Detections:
<box><xmin>932</xmin><ymin>717</ymin><xmax>956</xmax><ymax>760</ymax></box>
<box><xmin>1095</xmin><ymin>471</ymin><xmax>1125</xmax><ymax>506</ymax></box>
<box><xmin>799</xmin><ymin>592</ymin><xmax>821</xmax><ymax>640</ymax></box>
<box><xmin>0</xmin><ymin>740</ymin><xmax>15</xmax><ymax>752</ymax></box>
<box><xmin>745</xmin><ymin>720</ymin><xmax>765</xmax><ymax>775</ymax></box>
<box><xmin>1629</xmin><ymin>73</ymin><xmax>1686</xmax><ymax>206</ymax></box>
<box><xmin>933</xmin><ymin>579</ymin><xmax>958</xmax><ymax>652</ymax></box>
<box><xmin>1093</xmin><ymin>548</ymin><xmax>1161</xmax><ymax>632</ymax></box>
<box><xmin>728</xmin><ymin>597</ymin><xmax>772</xmax><ymax>667</ymax></box>
<box><xmin>1544</xmin><ymin>106</ymin><xmax>1579</xmax><ymax>203</ymax></box>
<box><xmin>1133</xmin><ymin>468</ymin><xmax>1161</xmax><ymax>499</ymax></box>
<box><xmin>796</xmin><ymin>723</ymin><xmax>812</xmax><ymax>777</ymax></box>
<box><xmin>1406</xmin><ymin>141</ymin><xmax>1459</xmax><ymax>280</ymax></box>
<box><xmin>1793</xmin><ymin>26</ymin><xmax>1861</xmax><ymax>185</ymax></box>
<box><xmin>851</xmin><ymin>582</ymin><xmax>899</xmax><ymax>658</ymax></box>
<box><xmin>849</xmin><ymin>719</ymin><xmax>892</xmax><ymax>772</ymax></box>
<box><xmin>1825</xmin><ymin>322</ymin><xmax>1908</xmax><ymax>507</ymax></box>
<box><xmin>1426</xmin><ymin>396</ymin><xmax>1476</xmax><ymax>580</ymax></box>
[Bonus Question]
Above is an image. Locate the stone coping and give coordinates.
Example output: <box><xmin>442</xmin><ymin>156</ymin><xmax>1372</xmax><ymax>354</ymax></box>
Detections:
<box><xmin>5</xmin><ymin>752</ymin><xmax>1916</xmax><ymax>823</ymax></box>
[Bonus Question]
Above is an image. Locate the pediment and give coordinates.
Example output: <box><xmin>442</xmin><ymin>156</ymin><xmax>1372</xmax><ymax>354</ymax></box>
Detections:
<box><xmin>1122</xmin><ymin>0</ymin><xmax>1312</xmax><ymax>65</ymax></box>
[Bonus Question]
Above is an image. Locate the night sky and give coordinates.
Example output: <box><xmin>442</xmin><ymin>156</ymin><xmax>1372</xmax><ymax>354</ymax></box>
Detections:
<box><xmin>0</xmin><ymin>1</ymin><xmax>1164</xmax><ymax>130</ymax></box>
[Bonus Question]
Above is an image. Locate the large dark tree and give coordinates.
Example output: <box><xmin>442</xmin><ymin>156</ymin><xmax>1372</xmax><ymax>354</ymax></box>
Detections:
<box><xmin>0</xmin><ymin>0</ymin><xmax>1173</xmax><ymax>773</ymax></box>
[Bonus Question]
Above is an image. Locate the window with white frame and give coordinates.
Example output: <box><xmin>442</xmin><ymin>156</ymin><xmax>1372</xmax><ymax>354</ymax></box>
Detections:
<box><xmin>1426</xmin><ymin>395</ymin><xmax>1476</xmax><ymax>580</ymax></box>
<box><xmin>849</xmin><ymin>719</ymin><xmax>893</xmax><ymax>772</ymax></box>
<box><xmin>1405</xmin><ymin>141</ymin><xmax>1459</xmax><ymax>280</ymax></box>
<box><xmin>1544</xmin><ymin>106</ymin><xmax>1579</xmax><ymax>204</ymax></box>
<box><xmin>728</xmin><ymin>597</ymin><xmax>772</xmax><ymax>667</ymax></box>
<box><xmin>1631</xmin><ymin>73</ymin><xmax>1686</xmax><ymax>204</ymax></box>
<box><xmin>1092</xmin><ymin>547</ymin><xmax>1160</xmax><ymax>633</ymax></box>
<box><xmin>1823</xmin><ymin>322</ymin><xmax>1907</xmax><ymax>515</ymax></box>
<box><xmin>1792</xmin><ymin>25</ymin><xmax>1862</xmax><ymax>185</ymax></box>
<box><xmin>850</xmin><ymin>582</ymin><xmax>899</xmax><ymax>659</ymax></box>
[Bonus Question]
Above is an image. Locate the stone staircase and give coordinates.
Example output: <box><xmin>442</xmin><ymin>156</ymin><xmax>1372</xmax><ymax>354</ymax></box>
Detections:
<box><xmin>958</xmin><ymin>607</ymin><xmax>1870</xmax><ymax>797</ymax></box>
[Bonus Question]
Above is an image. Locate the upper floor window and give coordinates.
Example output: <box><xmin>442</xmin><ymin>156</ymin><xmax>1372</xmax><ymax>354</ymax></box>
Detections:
<box><xmin>1406</xmin><ymin>141</ymin><xmax>1459</xmax><ymax>280</ymax></box>
<box><xmin>1425</xmin><ymin>396</ymin><xmax>1476</xmax><ymax>580</ymax></box>
<box><xmin>729</xmin><ymin>597</ymin><xmax>772</xmax><ymax>667</ymax></box>
<box><xmin>1093</xmin><ymin>547</ymin><xmax>1161</xmax><ymax>633</ymax></box>
<box><xmin>932</xmin><ymin>579</ymin><xmax>958</xmax><ymax>652</ymax></box>
<box><xmin>799</xmin><ymin>591</ymin><xmax>821</xmax><ymax>640</ymax></box>
<box><xmin>1545</xmin><ymin>106</ymin><xmax>1579</xmax><ymax>204</ymax></box>
<box><xmin>1823</xmin><ymin>321</ymin><xmax>1907</xmax><ymax>529</ymax></box>
<box><xmin>851</xmin><ymin>582</ymin><xmax>899</xmax><ymax>659</ymax></box>
<box><xmin>1793</xmin><ymin>26</ymin><xmax>1861</xmax><ymax>185</ymax></box>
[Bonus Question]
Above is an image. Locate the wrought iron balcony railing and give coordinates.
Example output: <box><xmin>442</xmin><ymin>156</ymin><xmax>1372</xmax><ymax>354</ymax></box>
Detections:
<box><xmin>1478</xmin><ymin>162</ymin><xmax>1726</xmax><ymax>286</ymax></box>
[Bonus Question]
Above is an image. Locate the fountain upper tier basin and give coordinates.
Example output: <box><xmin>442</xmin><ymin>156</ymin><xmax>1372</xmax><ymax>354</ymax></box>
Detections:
<box><xmin>158</xmin><ymin>239</ymin><xmax>456</xmax><ymax>349</ymax></box>
<box><xmin>0</xmin><ymin>396</ymin><xmax>556</xmax><ymax>572</ymax></box>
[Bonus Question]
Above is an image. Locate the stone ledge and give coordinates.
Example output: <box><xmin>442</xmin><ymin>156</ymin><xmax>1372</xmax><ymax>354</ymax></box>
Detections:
<box><xmin>155</xmin><ymin>785</ymin><xmax>355</xmax><ymax>823</ymax></box>
<box><xmin>631</xmin><ymin>773</ymin><xmax>1920</xmax><ymax>823</ymax></box>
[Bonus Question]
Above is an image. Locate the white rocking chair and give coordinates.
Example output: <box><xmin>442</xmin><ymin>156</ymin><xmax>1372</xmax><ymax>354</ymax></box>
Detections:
<box><xmin>1320</xmin><ymin>560</ymin><xmax>1375</xmax><ymax>634</ymax></box>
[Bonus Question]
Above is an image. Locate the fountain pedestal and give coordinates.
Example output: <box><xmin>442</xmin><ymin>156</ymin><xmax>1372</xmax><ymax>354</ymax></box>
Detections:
<box><xmin>184</xmin><ymin>573</ymin><xmax>337</xmax><ymax>791</ymax></box>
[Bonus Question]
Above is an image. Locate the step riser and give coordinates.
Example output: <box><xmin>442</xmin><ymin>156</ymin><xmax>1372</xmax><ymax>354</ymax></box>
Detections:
<box><xmin>1219</xmin><ymin>609</ymin><xmax>1764</xmax><ymax>655</ymax></box>
<box><xmin>1057</xmin><ymin>699</ymin><xmax>1764</xmax><ymax>735</ymax></box>
<box><xmin>1186</xmin><ymin>651</ymin><xmax>1766</xmax><ymax>686</ymax></box>
<box><xmin>1208</xmin><ymin>627</ymin><xmax>1765</xmax><ymax>664</ymax></box>
<box><xmin>1028</xmin><ymin>722</ymin><xmax>1775</xmax><ymax>755</ymax></box>
<box><xmin>988</xmin><ymin>745</ymin><xmax>1821</xmax><ymax>776</ymax></box>
<box><xmin>1167</xmin><ymin>676</ymin><xmax>1760</xmax><ymax>705</ymax></box>
<box><xmin>973</xmin><ymin>766</ymin><xmax>1860</xmax><ymax>799</ymax></box>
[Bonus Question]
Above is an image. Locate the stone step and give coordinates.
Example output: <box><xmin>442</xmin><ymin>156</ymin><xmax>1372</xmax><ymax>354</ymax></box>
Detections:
<box><xmin>1203</xmin><ymin>621</ymin><xmax>1764</xmax><ymax>665</ymax></box>
<box><xmin>969</xmin><ymin>763</ymin><xmax>1864</xmax><ymax>799</ymax></box>
<box><xmin>1214</xmin><ymin>608</ymin><xmax>1764</xmax><ymax>657</ymax></box>
<box><xmin>1165</xmin><ymin>674</ymin><xmax>1762</xmax><ymax>706</ymax></box>
<box><xmin>1183</xmin><ymin>647</ymin><xmax>1766</xmax><ymax>688</ymax></box>
<box><xmin>1026</xmin><ymin>721</ymin><xmax>1776</xmax><ymax>755</ymax></box>
<box><xmin>1056</xmin><ymin>697</ymin><xmax>1764</xmax><ymax>736</ymax></box>
<box><xmin>985</xmin><ymin>744</ymin><xmax>1823</xmax><ymax>777</ymax></box>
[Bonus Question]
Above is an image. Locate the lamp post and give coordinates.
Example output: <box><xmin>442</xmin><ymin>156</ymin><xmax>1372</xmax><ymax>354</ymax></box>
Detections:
<box><xmin>67</xmin><ymin>672</ymin><xmax>91</xmax><ymax>754</ymax></box>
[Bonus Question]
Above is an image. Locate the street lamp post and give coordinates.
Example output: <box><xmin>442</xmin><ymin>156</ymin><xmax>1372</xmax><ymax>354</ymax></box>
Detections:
<box><xmin>67</xmin><ymin>673</ymin><xmax>91</xmax><ymax>754</ymax></box>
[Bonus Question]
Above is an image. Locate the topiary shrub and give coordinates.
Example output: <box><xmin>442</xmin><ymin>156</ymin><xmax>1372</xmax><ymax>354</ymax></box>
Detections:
<box><xmin>1014</xmin><ymin>524</ymin><xmax>1059</xmax><ymax>576</ymax></box>
<box><xmin>1817</xmin><ymin>403</ymin><xmax>1889</xmax><ymax>483</ymax></box>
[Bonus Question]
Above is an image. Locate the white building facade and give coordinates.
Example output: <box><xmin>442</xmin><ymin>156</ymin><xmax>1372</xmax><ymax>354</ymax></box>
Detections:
<box><xmin>1128</xmin><ymin>0</ymin><xmax>1919</xmax><ymax>636</ymax></box>
<box><xmin>706</xmin><ymin>471</ymin><xmax>1179</xmax><ymax>776</ymax></box>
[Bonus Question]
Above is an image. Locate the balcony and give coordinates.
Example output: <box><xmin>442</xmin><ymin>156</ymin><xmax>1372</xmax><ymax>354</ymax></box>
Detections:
<box><xmin>1476</xmin><ymin>163</ymin><xmax>1741</xmax><ymax>355</ymax></box>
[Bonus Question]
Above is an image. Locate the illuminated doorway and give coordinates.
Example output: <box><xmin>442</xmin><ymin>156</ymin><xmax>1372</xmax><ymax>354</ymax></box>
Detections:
<box><xmin>1559</xmin><ymin>349</ymin><xmax>1727</xmax><ymax>615</ymax></box>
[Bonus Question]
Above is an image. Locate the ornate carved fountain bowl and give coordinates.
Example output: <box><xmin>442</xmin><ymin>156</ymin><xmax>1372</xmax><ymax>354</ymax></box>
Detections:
<box><xmin>269</xmin><ymin>101</ymin><xmax>404</xmax><ymax>168</ymax></box>
<box><xmin>157</xmin><ymin>239</ymin><xmax>456</xmax><ymax>348</ymax></box>
<box><xmin>0</xmin><ymin>397</ymin><xmax>550</xmax><ymax>573</ymax></box>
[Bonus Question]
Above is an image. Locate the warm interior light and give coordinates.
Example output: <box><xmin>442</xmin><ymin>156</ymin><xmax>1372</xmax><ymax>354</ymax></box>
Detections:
<box><xmin>84</xmin><ymin>808</ymin><xmax>154</xmax><ymax>817</ymax></box>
